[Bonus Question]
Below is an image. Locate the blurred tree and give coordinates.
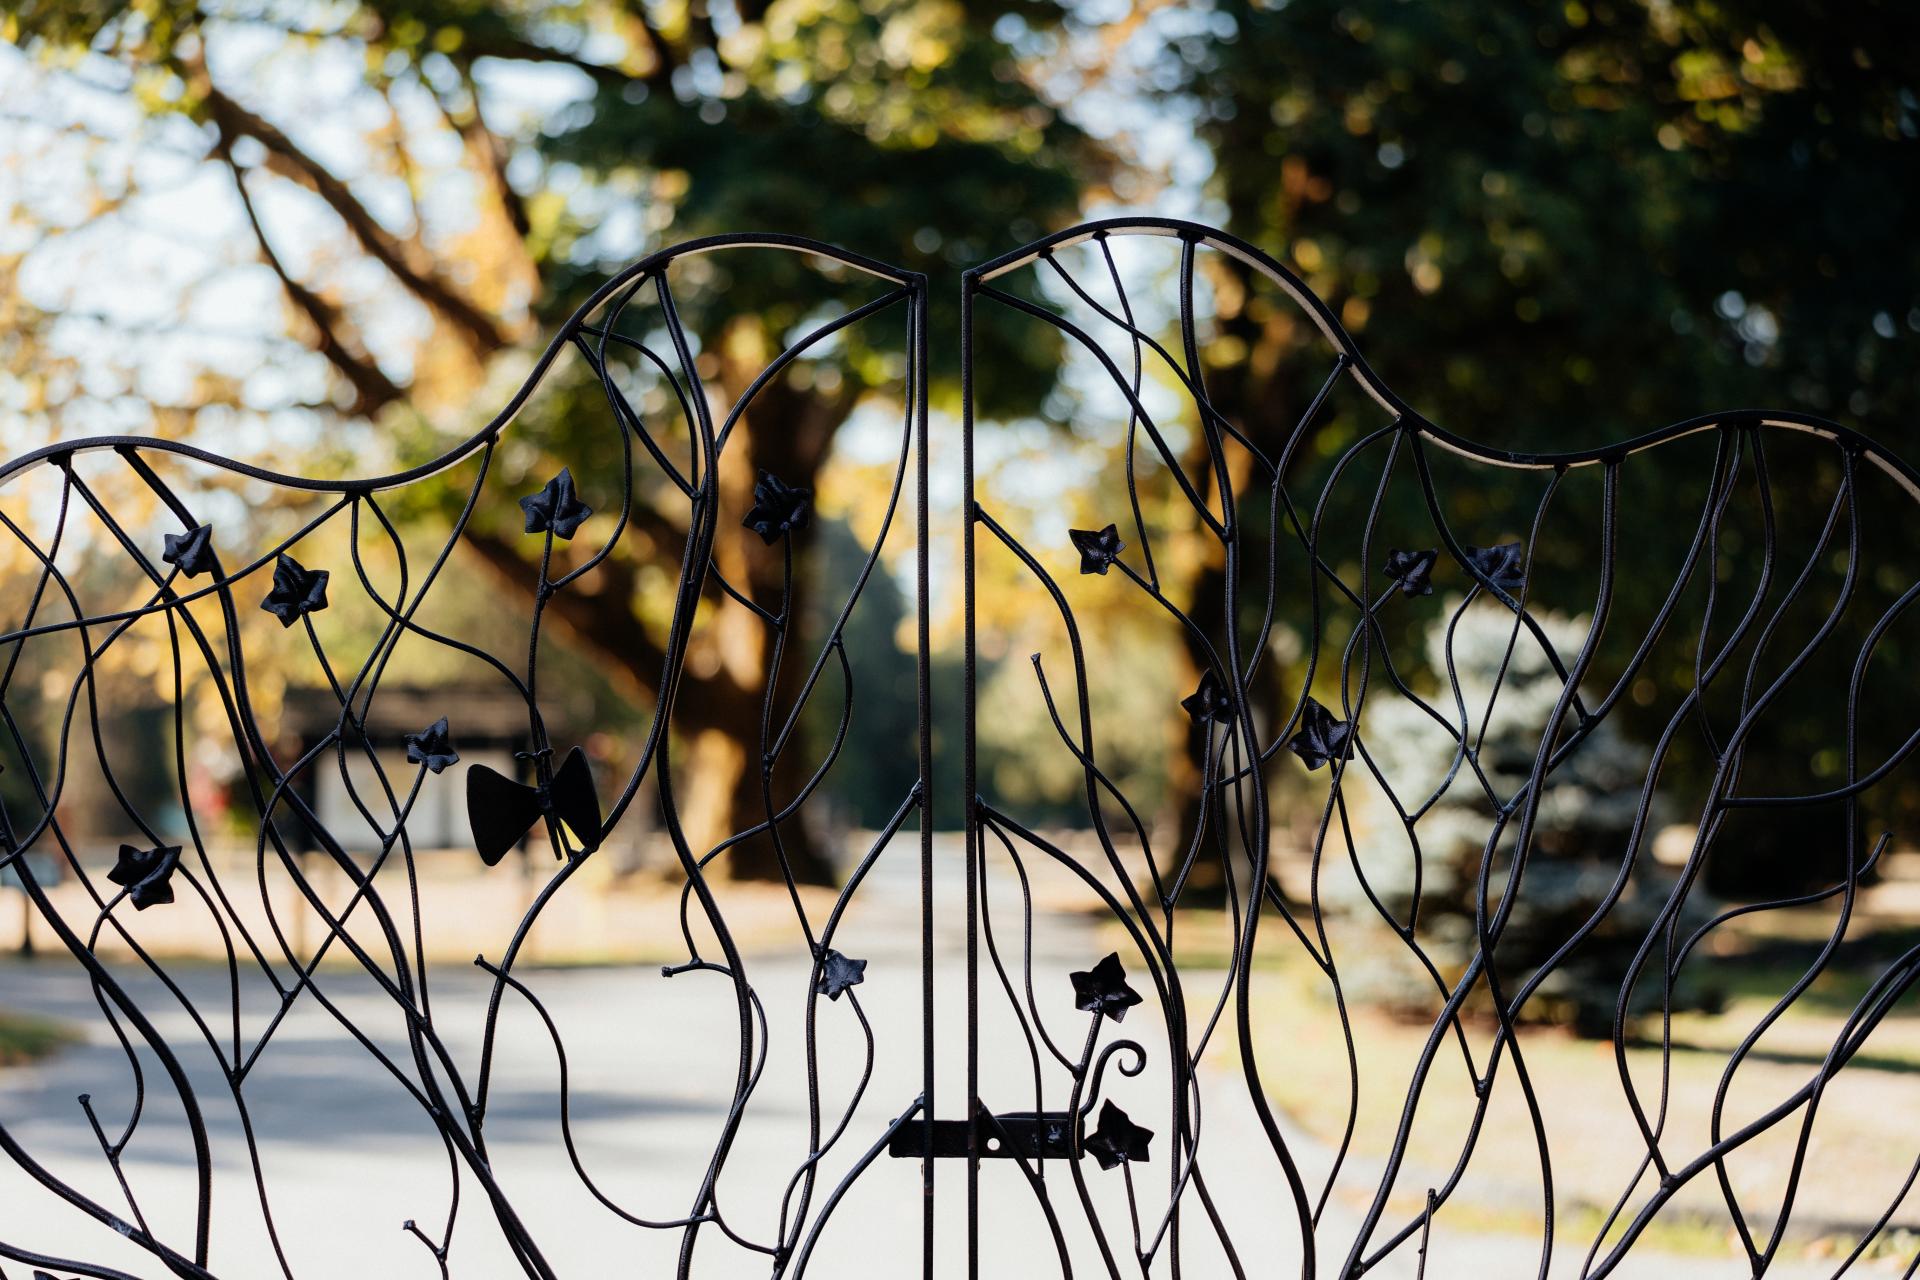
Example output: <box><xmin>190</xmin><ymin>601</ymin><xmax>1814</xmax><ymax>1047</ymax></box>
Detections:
<box><xmin>12</xmin><ymin>0</ymin><xmax>1916</xmax><ymax>896</ymax></box>
<box><xmin>4</xmin><ymin>0</ymin><xmax>1098</xmax><ymax>880</ymax></box>
<box><xmin>1152</xmin><ymin>0</ymin><xmax>1920</xmax><ymax>894</ymax></box>
<box><xmin>1339</xmin><ymin>602</ymin><xmax>1718</xmax><ymax>1033</ymax></box>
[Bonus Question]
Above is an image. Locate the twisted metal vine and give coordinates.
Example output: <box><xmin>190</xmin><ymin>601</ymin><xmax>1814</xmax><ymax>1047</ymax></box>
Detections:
<box><xmin>960</xmin><ymin>218</ymin><xmax>1920</xmax><ymax>1279</ymax></box>
<box><xmin>0</xmin><ymin>217</ymin><xmax>1916</xmax><ymax>1279</ymax></box>
<box><xmin>0</xmin><ymin>235</ymin><xmax>931</xmax><ymax>1279</ymax></box>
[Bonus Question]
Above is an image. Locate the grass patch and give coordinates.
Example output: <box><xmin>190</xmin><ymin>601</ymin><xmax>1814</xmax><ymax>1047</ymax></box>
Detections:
<box><xmin>1100</xmin><ymin>903</ymin><xmax>1920</xmax><ymax>1260</ymax></box>
<box><xmin>0</xmin><ymin>1007</ymin><xmax>77</xmax><ymax>1066</ymax></box>
<box><xmin>1402</xmin><ymin>1192</ymin><xmax>1740</xmax><ymax>1259</ymax></box>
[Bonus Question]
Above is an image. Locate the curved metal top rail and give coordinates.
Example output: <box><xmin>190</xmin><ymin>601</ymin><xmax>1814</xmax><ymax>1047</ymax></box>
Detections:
<box><xmin>5</xmin><ymin>217</ymin><xmax>1911</xmax><ymax>500</ymax></box>
<box><xmin>967</xmin><ymin>215</ymin><xmax>1920</xmax><ymax>501</ymax></box>
<box><xmin>0</xmin><ymin>231</ymin><xmax>921</xmax><ymax>494</ymax></box>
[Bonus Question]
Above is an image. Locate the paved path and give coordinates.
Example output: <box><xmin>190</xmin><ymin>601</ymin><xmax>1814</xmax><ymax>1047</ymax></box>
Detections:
<box><xmin>0</xmin><ymin>836</ymin><xmax>1844</xmax><ymax>1278</ymax></box>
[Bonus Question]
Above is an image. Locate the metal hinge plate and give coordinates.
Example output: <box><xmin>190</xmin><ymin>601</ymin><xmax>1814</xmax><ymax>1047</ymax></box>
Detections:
<box><xmin>887</xmin><ymin>1111</ymin><xmax>1081</xmax><ymax>1161</ymax></box>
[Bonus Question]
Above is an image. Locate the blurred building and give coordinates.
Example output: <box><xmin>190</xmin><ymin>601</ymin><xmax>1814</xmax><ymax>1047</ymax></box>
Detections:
<box><xmin>282</xmin><ymin>682</ymin><xmax>562</xmax><ymax>854</ymax></box>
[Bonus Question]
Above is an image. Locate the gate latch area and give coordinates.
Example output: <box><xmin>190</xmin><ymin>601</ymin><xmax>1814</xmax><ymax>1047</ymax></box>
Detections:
<box><xmin>887</xmin><ymin>1110</ymin><xmax>1081</xmax><ymax>1160</ymax></box>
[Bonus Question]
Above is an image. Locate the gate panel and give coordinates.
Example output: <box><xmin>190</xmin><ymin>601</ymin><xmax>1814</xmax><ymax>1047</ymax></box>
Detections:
<box><xmin>0</xmin><ymin>236</ymin><xmax>933</xmax><ymax>1278</ymax></box>
<box><xmin>959</xmin><ymin>218</ymin><xmax>1920</xmax><ymax>1278</ymax></box>
<box><xmin>2</xmin><ymin>217</ymin><xmax>1917</xmax><ymax>1279</ymax></box>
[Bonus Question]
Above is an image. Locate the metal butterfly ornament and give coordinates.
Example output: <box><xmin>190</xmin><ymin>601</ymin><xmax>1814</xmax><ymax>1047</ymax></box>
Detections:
<box><xmin>465</xmin><ymin>746</ymin><xmax>603</xmax><ymax>866</ymax></box>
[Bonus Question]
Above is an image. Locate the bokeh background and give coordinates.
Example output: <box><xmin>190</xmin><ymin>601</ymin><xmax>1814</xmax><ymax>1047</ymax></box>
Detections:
<box><xmin>2</xmin><ymin>2</ymin><xmax>1919</xmax><ymax>1276</ymax></box>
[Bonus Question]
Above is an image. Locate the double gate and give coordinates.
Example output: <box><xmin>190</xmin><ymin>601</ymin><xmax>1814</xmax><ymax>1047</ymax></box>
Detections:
<box><xmin>0</xmin><ymin>218</ymin><xmax>1916</xmax><ymax>1278</ymax></box>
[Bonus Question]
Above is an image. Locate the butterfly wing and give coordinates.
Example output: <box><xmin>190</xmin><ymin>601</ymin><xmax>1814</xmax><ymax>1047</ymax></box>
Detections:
<box><xmin>466</xmin><ymin>764</ymin><xmax>543</xmax><ymax>866</ymax></box>
<box><xmin>547</xmin><ymin>746</ymin><xmax>603</xmax><ymax>854</ymax></box>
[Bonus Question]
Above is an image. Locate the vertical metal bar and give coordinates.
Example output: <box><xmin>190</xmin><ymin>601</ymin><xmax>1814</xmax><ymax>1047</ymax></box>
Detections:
<box><xmin>960</xmin><ymin>269</ymin><xmax>982</xmax><ymax>1278</ymax></box>
<box><xmin>912</xmin><ymin>272</ymin><xmax>937</xmax><ymax>1279</ymax></box>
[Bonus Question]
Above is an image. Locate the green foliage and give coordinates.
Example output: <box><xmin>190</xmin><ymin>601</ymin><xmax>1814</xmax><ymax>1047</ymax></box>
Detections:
<box><xmin>1179</xmin><ymin>0</ymin><xmax>1918</xmax><ymax>436</ymax></box>
<box><xmin>1163</xmin><ymin>0</ymin><xmax>1920</xmax><ymax>887</ymax></box>
<box><xmin>5</xmin><ymin>1</ymin><xmax>1102</xmax><ymax>868</ymax></box>
<box><xmin>543</xmin><ymin>85</ymin><xmax>1080</xmax><ymax>415</ymax></box>
<box><xmin>0</xmin><ymin>1004</ymin><xmax>77</xmax><ymax>1066</ymax></box>
<box><xmin>525</xmin><ymin>8</ymin><xmax>1089</xmax><ymax>416</ymax></box>
<box><xmin>8</xmin><ymin>0</ymin><xmax>1917</xmax><ymax>885</ymax></box>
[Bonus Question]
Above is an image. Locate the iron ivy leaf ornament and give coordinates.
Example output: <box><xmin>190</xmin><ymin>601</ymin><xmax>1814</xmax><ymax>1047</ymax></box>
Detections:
<box><xmin>1084</xmin><ymin>1100</ymin><xmax>1153</xmax><ymax>1170</ymax></box>
<box><xmin>161</xmin><ymin>524</ymin><xmax>216</xmax><ymax>578</ymax></box>
<box><xmin>1180</xmin><ymin>669</ymin><xmax>1235</xmax><ymax>726</ymax></box>
<box><xmin>260</xmin><ymin>554</ymin><xmax>329</xmax><ymax>627</ymax></box>
<box><xmin>814</xmin><ymin>949</ymin><xmax>867</xmax><ymax>1001</ymax></box>
<box><xmin>405</xmin><ymin>718</ymin><xmax>460</xmax><ymax>774</ymax></box>
<box><xmin>465</xmin><ymin>746</ymin><xmax>603</xmax><ymax>867</ymax></box>
<box><xmin>1287</xmin><ymin>697</ymin><xmax>1354</xmax><ymax>771</ymax></box>
<box><xmin>1070</xmin><ymin>952</ymin><xmax>1143</xmax><ymax>1023</ymax></box>
<box><xmin>520</xmin><ymin>468</ymin><xmax>594</xmax><ymax>540</ymax></box>
<box><xmin>743</xmin><ymin>471</ymin><xmax>812</xmax><ymax>544</ymax></box>
<box><xmin>108</xmin><ymin>843</ymin><xmax>181</xmax><ymax>911</ymax></box>
<box><xmin>1384</xmin><ymin>547</ymin><xmax>1438</xmax><ymax>597</ymax></box>
<box><xmin>1465</xmin><ymin>541</ymin><xmax>1527</xmax><ymax>595</ymax></box>
<box><xmin>1068</xmin><ymin>523</ymin><xmax>1125</xmax><ymax>576</ymax></box>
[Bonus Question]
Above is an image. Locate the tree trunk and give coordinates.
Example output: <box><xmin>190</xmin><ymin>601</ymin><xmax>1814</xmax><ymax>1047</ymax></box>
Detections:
<box><xmin>462</xmin><ymin>316</ymin><xmax>857</xmax><ymax>885</ymax></box>
<box><xmin>1164</xmin><ymin>258</ymin><xmax>1300</xmax><ymax>900</ymax></box>
<box><xmin>699</xmin><ymin>317</ymin><xmax>857</xmax><ymax>881</ymax></box>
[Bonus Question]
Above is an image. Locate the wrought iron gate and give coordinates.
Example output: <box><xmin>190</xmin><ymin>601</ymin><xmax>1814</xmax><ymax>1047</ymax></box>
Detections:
<box><xmin>1</xmin><ymin>218</ymin><xmax>1916</xmax><ymax>1278</ymax></box>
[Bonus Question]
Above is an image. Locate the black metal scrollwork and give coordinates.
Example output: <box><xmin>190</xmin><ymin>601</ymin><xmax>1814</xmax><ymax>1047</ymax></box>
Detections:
<box><xmin>1</xmin><ymin>217</ymin><xmax>1916</xmax><ymax>1278</ymax></box>
<box><xmin>961</xmin><ymin>217</ymin><xmax>1920</xmax><ymax>1280</ymax></box>
<box><xmin>0</xmin><ymin>233</ymin><xmax>931</xmax><ymax>1279</ymax></box>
